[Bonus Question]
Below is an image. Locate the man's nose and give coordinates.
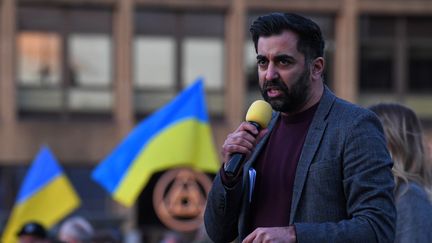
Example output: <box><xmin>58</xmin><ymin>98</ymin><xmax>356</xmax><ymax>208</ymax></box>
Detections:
<box><xmin>265</xmin><ymin>63</ymin><xmax>279</xmax><ymax>81</ymax></box>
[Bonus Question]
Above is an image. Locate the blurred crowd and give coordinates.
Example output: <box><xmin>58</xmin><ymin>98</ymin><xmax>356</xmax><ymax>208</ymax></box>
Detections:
<box><xmin>15</xmin><ymin>216</ymin><xmax>212</xmax><ymax>243</ymax></box>
<box><xmin>17</xmin><ymin>216</ymin><xmax>120</xmax><ymax>243</ymax></box>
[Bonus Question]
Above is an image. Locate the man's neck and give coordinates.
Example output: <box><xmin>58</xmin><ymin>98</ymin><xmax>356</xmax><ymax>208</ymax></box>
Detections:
<box><xmin>281</xmin><ymin>81</ymin><xmax>324</xmax><ymax>116</ymax></box>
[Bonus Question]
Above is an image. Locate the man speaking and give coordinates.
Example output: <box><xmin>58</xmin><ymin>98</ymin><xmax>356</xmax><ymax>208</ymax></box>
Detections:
<box><xmin>204</xmin><ymin>13</ymin><xmax>395</xmax><ymax>243</ymax></box>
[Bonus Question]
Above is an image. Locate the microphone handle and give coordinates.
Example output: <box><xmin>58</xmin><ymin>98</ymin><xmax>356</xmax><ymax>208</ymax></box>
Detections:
<box><xmin>224</xmin><ymin>153</ymin><xmax>245</xmax><ymax>177</ymax></box>
<box><xmin>224</xmin><ymin>122</ymin><xmax>261</xmax><ymax>177</ymax></box>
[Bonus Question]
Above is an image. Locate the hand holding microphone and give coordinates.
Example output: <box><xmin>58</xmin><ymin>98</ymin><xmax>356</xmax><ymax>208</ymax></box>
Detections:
<box><xmin>223</xmin><ymin>100</ymin><xmax>272</xmax><ymax>177</ymax></box>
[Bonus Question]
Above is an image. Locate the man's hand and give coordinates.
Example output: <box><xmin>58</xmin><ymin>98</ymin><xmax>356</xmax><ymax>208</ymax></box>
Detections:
<box><xmin>242</xmin><ymin>226</ymin><xmax>296</xmax><ymax>243</ymax></box>
<box><xmin>221</xmin><ymin>122</ymin><xmax>268</xmax><ymax>164</ymax></box>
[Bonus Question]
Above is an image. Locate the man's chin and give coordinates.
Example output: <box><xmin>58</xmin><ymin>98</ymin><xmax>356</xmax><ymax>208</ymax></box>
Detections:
<box><xmin>267</xmin><ymin>99</ymin><xmax>286</xmax><ymax>111</ymax></box>
<box><xmin>267</xmin><ymin>99</ymin><xmax>303</xmax><ymax>113</ymax></box>
<box><xmin>263</xmin><ymin>95</ymin><xmax>288</xmax><ymax>110</ymax></box>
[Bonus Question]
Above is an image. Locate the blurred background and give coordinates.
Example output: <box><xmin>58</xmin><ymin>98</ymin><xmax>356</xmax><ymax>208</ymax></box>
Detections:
<box><xmin>1</xmin><ymin>0</ymin><xmax>432</xmax><ymax>242</ymax></box>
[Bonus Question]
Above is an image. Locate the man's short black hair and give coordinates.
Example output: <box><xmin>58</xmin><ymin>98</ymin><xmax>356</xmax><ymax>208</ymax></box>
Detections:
<box><xmin>250</xmin><ymin>12</ymin><xmax>325</xmax><ymax>61</ymax></box>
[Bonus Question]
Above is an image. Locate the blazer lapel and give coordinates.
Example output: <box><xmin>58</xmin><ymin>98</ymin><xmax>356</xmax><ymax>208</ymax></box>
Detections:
<box><xmin>289</xmin><ymin>86</ymin><xmax>335</xmax><ymax>223</ymax></box>
<box><xmin>242</xmin><ymin>111</ymin><xmax>280</xmax><ymax>198</ymax></box>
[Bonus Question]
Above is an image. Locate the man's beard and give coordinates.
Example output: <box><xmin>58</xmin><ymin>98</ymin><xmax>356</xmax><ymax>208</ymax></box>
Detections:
<box><xmin>260</xmin><ymin>69</ymin><xmax>311</xmax><ymax>114</ymax></box>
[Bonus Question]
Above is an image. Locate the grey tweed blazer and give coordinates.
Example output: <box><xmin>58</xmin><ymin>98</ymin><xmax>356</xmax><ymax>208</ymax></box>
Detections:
<box><xmin>204</xmin><ymin>86</ymin><xmax>396</xmax><ymax>243</ymax></box>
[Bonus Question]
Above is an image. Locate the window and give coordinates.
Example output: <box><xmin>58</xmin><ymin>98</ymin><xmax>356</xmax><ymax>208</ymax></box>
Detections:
<box><xmin>134</xmin><ymin>37</ymin><xmax>175</xmax><ymax>90</ymax></box>
<box><xmin>133</xmin><ymin>10</ymin><xmax>225</xmax><ymax>117</ymax></box>
<box><xmin>359</xmin><ymin>45</ymin><xmax>393</xmax><ymax>91</ymax></box>
<box><xmin>359</xmin><ymin>16</ymin><xmax>432</xmax><ymax>119</ymax></box>
<box><xmin>409</xmin><ymin>46</ymin><xmax>432</xmax><ymax>91</ymax></box>
<box><xmin>16</xmin><ymin>6</ymin><xmax>113</xmax><ymax>119</ymax></box>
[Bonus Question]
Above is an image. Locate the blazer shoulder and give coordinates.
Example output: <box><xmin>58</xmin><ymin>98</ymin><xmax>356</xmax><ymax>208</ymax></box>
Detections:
<box><xmin>319</xmin><ymin>86</ymin><xmax>377</xmax><ymax>124</ymax></box>
<box><xmin>327</xmin><ymin>96</ymin><xmax>379</xmax><ymax>126</ymax></box>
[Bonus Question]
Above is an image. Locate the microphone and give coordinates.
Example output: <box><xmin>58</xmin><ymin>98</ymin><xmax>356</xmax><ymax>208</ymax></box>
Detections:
<box><xmin>224</xmin><ymin>100</ymin><xmax>272</xmax><ymax>177</ymax></box>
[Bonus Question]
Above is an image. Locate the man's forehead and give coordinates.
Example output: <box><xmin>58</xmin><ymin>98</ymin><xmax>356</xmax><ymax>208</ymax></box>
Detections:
<box><xmin>257</xmin><ymin>31</ymin><xmax>298</xmax><ymax>51</ymax></box>
<box><xmin>257</xmin><ymin>30</ymin><xmax>299</xmax><ymax>43</ymax></box>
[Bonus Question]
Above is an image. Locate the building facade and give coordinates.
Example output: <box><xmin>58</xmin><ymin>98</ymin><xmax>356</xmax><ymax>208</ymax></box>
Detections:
<box><xmin>1</xmin><ymin>0</ymin><xmax>432</xmax><ymax>241</ymax></box>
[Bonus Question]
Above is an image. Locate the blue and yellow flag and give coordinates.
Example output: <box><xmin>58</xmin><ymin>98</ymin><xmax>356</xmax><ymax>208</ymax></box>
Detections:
<box><xmin>1</xmin><ymin>146</ymin><xmax>80</xmax><ymax>243</ymax></box>
<box><xmin>91</xmin><ymin>78</ymin><xmax>220</xmax><ymax>207</ymax></box>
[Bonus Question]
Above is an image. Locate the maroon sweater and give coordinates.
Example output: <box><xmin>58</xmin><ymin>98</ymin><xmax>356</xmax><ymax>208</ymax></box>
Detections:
<box><xmin>248</xmin><ymin>103</ymin><xmax>318</xmax><ymax>231</ymax></box>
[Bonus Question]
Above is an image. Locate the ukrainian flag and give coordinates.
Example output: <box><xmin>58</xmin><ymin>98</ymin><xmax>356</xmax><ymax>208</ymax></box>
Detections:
<box><xmin>91</xmin><ymin>78</ymin><xmax>220</xmax><ymax>207</ymax></box>
<box><xmin>1</xmin><ymin>146</ymin><xmax>80</xmax><ymax>243</ymax></box>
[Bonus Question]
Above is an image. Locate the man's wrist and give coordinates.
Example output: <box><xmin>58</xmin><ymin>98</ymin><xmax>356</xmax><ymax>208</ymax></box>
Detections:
<box><xmin>220</xmin><ymin>164</ymin><xmax>242</xmax><ymax>188</ymax></box>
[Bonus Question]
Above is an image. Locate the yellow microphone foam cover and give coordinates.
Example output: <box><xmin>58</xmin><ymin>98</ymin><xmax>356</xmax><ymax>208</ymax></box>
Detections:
<box><xmin>245</xmin><ymin>100</ymin><xmax>273</xmax><ymax>128</ymax></box>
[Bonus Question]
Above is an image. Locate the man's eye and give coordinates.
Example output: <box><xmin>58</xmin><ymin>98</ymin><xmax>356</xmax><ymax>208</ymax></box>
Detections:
<box><xmin>257</xmin><ymin>59</ymin><xmax>267</xmax><ymax>65</ymax></box>
<box><xmin>279</xmin><ymin>59</ymin><xmax>291</xmax><ymax>65</ymax></box>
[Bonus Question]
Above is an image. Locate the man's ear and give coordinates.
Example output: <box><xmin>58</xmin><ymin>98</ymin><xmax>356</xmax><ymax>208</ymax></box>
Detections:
<box><xmin>310</xmin><ymin>57</ymin><xmax>325</xmax><ymax>79</ymax></box>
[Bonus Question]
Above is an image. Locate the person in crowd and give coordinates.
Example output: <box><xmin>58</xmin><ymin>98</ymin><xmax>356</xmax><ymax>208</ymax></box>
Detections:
<box><xmin>58</xmin><ymin>216</ymin><xmax>94</xmax><ymax>243</ymax></box>
<box><xmin>204</xmin><ymin>12</ymin><xmax>396</xmax><ymax>243</ymax></box>
<box><xmin>17</xmin><ymin>221</ymin><xmax>50</xmax><ymax>243</ymax></box>
<box><xmin>370</xmin><ymin>103</ymin><xmax>432</xmax><ymax>243</ymax></box>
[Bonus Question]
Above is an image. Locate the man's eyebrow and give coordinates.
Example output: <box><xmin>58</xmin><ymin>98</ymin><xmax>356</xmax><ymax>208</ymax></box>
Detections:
<box><xmin>256</xmin><ymin>54</ymin><xmax>296</xmax><ymax>61</ymax></box>
<box><xmin>274</xmin><ymin>54</ymin><xmax>295</xmax><ymax>61</ymax></box>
